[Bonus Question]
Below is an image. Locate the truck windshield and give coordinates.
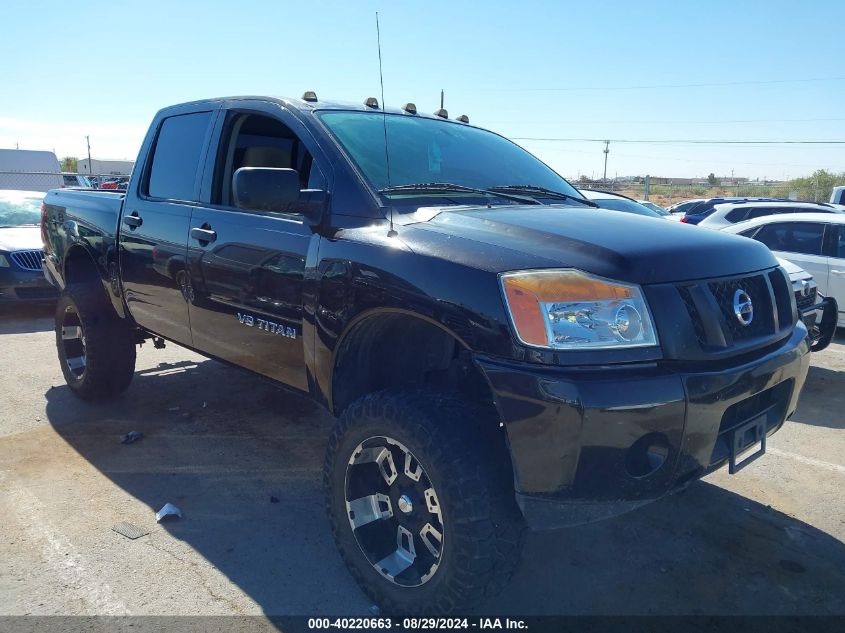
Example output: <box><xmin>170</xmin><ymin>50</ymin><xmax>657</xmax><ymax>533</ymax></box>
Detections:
<box><xmin>0</xmin><ymin>190</ymin><xmax>43</xmax><ymax>227</ymax></box>
<box><xmin>318</xmin><ymin>111</ymin><xmax>581</xmax><ymax>204</ymax></box>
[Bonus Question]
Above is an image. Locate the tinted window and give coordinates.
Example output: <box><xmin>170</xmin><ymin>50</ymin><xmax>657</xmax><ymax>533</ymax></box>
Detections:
<box><xmin>836</xmin><ymin>226</ymin><xmax>845</xmax><ymax>258</ymax></box>
<box><xmin>725</xmin><ymin>208</ymin><xmax>750</xmax><ymax>223</ymax></box>
<box><xmin>212</xmin><ymin>113</ymin><xmax>326</xmax><ymax>208</ymax></box>
<box><xmin>752</xmin><ymin>222</ymin><xmax>825</xmax><ymax>256</ymax></box>
<box><xmin>147</xmin><ymin>112</ymin><xmax>212</xmax><ymax>201</ymax></box>
<box><xmin>319</xmin><ymin>111</ymin><xmax>580</xmax><ymax>205</ymax></box>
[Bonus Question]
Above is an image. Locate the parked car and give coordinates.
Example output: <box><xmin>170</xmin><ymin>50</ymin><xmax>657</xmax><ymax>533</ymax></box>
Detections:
<box><xmin>0</xmin><ymin>149</ymin><xmax>63</xmax><ymax>192</ymax></box>
<box><xmin>637</xmin><ymin>200</ymin><xmax>669</xmax><ymax>216</ymax></box>
<box><xmin>776</xmin><ymin>257</ymin><xmax>837</xmax><ymax>351</ymax></box>
<box><xmin>666</xmin><ymin>198</ymin><xmax>705</xmax><ymax>215</ymax></box>
<box><xmin>695</xmin><ymin>200</ymin><xmax>842</xmax><ymax>230</ymax></box>
<box><xmin>43</xmin><ymin>94</ymin><xmax>811</xmax><ymax>614</ymax></box>
<box><xmin>831</xmin><ymin>186</ymin><xmax>845</xmax><ymax>206</ymax></box>
<box><xmin>722</xmin><ymin>212</ymin><xmax>844</xmax><ymax>327</ymax></box>
<box><xmin>62</xmin><ymin>173</ymin><xmax>92</xmax><ymax>188</ymax></box>
<box><xmin>578</xmin><ymin>189</ymin><xmax>665</xmax><ymax>217</ymax></box>
<box><xmin>679</xmin><ymin>197</ymin><xmax>784</xmax><ymax>225</ymax></box>
<box><xmin>0</xmin><ymin>190</ymin><xmax>58</xmax><ymax>302</ymax></box>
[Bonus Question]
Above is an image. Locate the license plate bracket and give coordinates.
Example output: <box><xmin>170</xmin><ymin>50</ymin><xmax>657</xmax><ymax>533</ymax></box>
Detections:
<box><xmin>728</xmin><ymin>415</ymin><xmax>768</xmax><ymax>474</ymax></box>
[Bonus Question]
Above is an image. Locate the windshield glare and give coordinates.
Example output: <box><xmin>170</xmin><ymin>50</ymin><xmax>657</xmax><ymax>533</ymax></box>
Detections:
<box><xmin>0</xmin><ymin>192</ymin><xmax>42</xmax><ymax>226</ymax></box>
<box><xmin>318</xmin><ymin>111</ymin><xmax>580</xmax><ymax>203</ymax></box>
<box><xmin>591</xmin><ymin>198</ymin><xmax>662</xmax><ymax>217</ymax></box>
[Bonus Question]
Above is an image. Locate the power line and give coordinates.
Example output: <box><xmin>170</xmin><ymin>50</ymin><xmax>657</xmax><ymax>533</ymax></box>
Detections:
<box><xmin>472</xmin><ymin>76</ymin><xmax>845</xmax><ymax>92</ymax></box>
<box><xmin>512</xmin><ymin>137</ymin><xmax>845</xmax><ymax>145</ymax></box>
<box><xmin>484</xmin><ymin>116</ymin><xmax>845</xmax><ymax>125</ymax></box>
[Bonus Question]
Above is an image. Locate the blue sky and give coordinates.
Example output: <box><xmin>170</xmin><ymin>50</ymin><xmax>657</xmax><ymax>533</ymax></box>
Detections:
<box><xmin>2</xmin><ymin>0</ymin><xmax>844</xmax><ymax>179</ymax></box>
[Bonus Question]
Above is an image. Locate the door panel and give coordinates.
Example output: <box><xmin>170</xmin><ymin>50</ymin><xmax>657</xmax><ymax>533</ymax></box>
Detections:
<box><xmin>186</xmin><ymin>208</ymin><xmax>314</xmax><ymax>390</ymax></box>
<box><xmin>828</xmin><ymin>226</ymin><xmax>845</xmax><ymax>325</ymax></box>
<box><xmin>771</xmin><ymin>249</ymin><xmax>829</xmax><ymax>293</ymax></box>
<box><xmin>119</xmin><ymin>201</ymin><xmax>193</xmax><ymax>344</ymax></box>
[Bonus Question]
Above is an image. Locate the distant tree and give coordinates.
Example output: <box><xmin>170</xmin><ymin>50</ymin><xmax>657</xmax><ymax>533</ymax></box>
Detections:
<box><xmin>579</xmin><ymin>174</ymin><xmax>590</xmax><ymax>183</ymax></box>
<box><xmin>789</xmin><ymin>169</ymin><xmax>845</xmax><ymax>202</ymax></box>
<box><xmin>707</xmin><ymin>172</ymin><xmax>719</xmax><ymax>186</ymax></box>
<box><xmin>61</xmin><ymin>156</ymin><xmax>78</xmax><ymax>173</ymax></box>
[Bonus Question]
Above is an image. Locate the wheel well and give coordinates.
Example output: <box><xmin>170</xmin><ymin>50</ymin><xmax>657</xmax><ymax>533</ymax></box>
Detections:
<box><xmin>332</xmin><ymin>313</ymin><xmax>493</xmax><ymax>416</ymax></box>
<box><xmin>331</xmin><ymin>312</ymin><xmax>517</xmax><ymax>491</ymax></box>
<box><xmin>64</xmin><ymin>247</ymin><xmax>101</xmax><ymax>287</ymax></box>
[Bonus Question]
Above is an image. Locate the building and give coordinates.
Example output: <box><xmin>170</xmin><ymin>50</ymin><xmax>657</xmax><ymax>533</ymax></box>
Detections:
<box><xmin>77</xmin><ymin>158</ymin><xmax>134</xmax><ymax>176</ymax></box>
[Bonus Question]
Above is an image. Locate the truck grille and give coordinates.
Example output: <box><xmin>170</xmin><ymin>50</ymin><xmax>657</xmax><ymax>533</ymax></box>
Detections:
<box><xmin>795</xmin><ymin>287</ymin><xmax>817</xmax><ymax>311</ymax></box>
<box><xmin>678</xmin><ymin>269</ymin><xmax>792</xmax><ymax>349</ymax></box>
<box><xmin>708</xmin><ymin>274</ymin><xmax>773</xmax><ymax>341</ymax></box>
<box><xmin>10</xmin><ymin>250</ymin><xmax>44</xmax><ymax>272</ymax></box>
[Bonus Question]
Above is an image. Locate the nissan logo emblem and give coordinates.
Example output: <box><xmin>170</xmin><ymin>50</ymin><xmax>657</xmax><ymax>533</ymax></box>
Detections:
<box><xmin>733</xmin><ymin>289</ymin><xmax>754</xmax><ymax>326</ymax></box>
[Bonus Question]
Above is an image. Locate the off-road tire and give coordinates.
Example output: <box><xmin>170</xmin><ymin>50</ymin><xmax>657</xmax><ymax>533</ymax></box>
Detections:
<box><xmin>324</xmin><ymin>388</ymin><xmax>525</xmax><ymax>614</ymax></box>
<box><xmin>55</xmin><ymin>284</ymin><xmax>136</xmax><ymax>401</ymax></box>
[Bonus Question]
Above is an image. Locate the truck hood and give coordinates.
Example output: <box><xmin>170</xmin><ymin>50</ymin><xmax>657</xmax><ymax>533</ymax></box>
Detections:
<box><xmin>0</xmin><ymin>226</ymin><xmax>42</xmax><ymax>252</ymax></box>
<box><xmin>408</xmin><ymin>205</ymin><xmax>778</xmax><ymax>284</ymax></box>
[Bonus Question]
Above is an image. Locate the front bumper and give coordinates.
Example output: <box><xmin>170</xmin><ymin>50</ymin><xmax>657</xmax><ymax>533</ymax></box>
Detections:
<box><xmin>0</xmin><ymin>267</ymin><xmax>58</xmax><ymax>302</ymax></box>
<box><xmin>476</xmin><ymin>324</ymin><xmax>810</xmax><ymax>529</ymax></box>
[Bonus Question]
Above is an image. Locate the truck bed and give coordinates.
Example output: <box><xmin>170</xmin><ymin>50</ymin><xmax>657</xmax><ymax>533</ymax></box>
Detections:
<box><xmin>41</xmin><ymin>188</ymin><xmax>126</xmax><ymax>294</ymax></box>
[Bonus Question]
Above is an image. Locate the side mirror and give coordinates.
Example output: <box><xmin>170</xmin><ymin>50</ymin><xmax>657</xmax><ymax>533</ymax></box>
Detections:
<box><xmin>233</xmin><ymin>167</ymin><xmax>301</xmax><ymax>212</ymax></box>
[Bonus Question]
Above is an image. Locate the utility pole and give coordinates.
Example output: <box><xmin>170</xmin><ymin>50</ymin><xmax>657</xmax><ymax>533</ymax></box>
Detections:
<box><xmin>603</xmin><ymin>140</ymin><xmax>610</xmax><ymax>181</ymax></box>
<box><xmin>86</xmin><ymin>135</ymin><xmax>92</xmax><ymax>175</ymax></box>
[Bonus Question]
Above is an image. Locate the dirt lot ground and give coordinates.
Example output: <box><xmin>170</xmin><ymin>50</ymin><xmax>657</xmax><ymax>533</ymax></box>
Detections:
<box><xmin>0</xmin><ymin>303</ymin><xmax>843</xmax><ymax>618</ymax></box>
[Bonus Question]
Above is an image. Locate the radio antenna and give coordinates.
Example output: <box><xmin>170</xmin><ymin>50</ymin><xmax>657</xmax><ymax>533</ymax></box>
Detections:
<box><xmin>376</xmin><ymin>12</ymin><xmax>397</xmax><ymax>237</ymax></box>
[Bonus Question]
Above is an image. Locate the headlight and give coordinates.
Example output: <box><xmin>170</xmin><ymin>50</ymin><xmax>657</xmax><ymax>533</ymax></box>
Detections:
<box><xmin>499</xmin><ymin>269</ymin><xmax>658</xmax><ymax>350</ymax></box>
<box><xmin>0</xmin><ymin>253</ymin><xmax>9</xmax><ymax>268</ymax></box>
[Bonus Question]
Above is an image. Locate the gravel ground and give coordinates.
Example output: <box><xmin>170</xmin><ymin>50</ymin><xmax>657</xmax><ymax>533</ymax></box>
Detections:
<box><xmin>0</xmin><ymin>303</ymin><xmax>843</xmax><ymax>617</ymax></box>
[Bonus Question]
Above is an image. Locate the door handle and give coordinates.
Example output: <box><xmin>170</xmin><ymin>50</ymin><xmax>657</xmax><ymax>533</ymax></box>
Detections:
<box><xmin>190</xmin><ymin>227</ymin><xmax>217</xmax><ymax>244</ymax></box>
<box><xmin>123</xmin><ymin>212</ymin><xmax>143</xmax><ymax>228</ymax></box>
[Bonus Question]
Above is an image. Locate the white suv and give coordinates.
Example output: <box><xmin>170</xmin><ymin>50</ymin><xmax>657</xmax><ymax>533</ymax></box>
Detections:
<box><xmin>697</xmin><ymin>200</ymin><xmax>842</xmax><ymax>230</ymax></box>
<box><xmin>722</xmin><ymin>212</ymin><xmax>844</xmax><ymax>329</ymax></box>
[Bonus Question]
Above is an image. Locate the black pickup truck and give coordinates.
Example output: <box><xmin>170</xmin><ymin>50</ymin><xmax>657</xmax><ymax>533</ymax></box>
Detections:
<box><xmin>42</xmin><ymin>95</ymin><xmax>811</xmax><ymax>613</ymax></box>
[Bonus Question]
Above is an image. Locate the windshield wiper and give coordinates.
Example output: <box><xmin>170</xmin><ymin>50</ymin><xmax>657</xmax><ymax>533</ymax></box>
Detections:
<box><xmin>379</xmin><ymin>182</ymin><xmax>541</xmax><ymax>205</ymax></box>
<box><xmin>488</xmin><ymin>185</ymin><xmax>598</xmax><ymax>207</ymax></box>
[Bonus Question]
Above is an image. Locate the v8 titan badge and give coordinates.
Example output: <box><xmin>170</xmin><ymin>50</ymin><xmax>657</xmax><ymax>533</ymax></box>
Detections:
<box><xmin>237</xmin><ymin>312</ymin><xmax>297</xmax><ymax>339</ymax></box>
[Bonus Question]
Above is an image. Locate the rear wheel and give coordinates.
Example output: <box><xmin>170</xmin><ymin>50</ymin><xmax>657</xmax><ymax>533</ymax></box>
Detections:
<box><xmin>324</xmin><ymin>388</ymin><xmax>524</xmax><ymax>614</ymax></box>
<box><xmin>55</xmin><ymin>285</ymin><xmax>136</xmax><ymax>400</ymax></box>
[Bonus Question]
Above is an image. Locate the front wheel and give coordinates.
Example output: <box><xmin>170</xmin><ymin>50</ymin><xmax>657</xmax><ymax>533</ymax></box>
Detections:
<box><xmin>55</xmin><ymin>285</ymin><xmax>136</xmax><ymax>401</ymax></box>
<box><xmin>324</xmin><ymin>388</ymin><xmax>524</xmax><ymax>614</ymax></box>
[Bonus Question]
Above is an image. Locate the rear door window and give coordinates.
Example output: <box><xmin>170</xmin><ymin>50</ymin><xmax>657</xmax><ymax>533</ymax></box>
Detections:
<box><xmin>725</xmin><ymin>208</ymin><xmax>750</xmax><ymax>223</ymax></box>
<box><xmin>752</xmin><ymin>222</ymin><xmax>826</xmax><ymax>256</ymax></box>
<box><xmin>146</xmin><ymin>111</ymin><xmax>213</xmax><ymax>201</ymax></box>
<box><xmin>835</xmin><ymin>226</ymin><xmax>845</xmax><ymax>258</ymax></box>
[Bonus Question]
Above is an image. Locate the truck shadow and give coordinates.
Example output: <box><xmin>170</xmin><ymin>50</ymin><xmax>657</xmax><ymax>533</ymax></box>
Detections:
<box><xmin>792</xmin><ymin>364</ymin><xmax>845</xmax><ymax>430</ymax></box>
<box><xmin>44</xmin><ymin>358</ymin><xmax>845</xmax><ymax>616</ymax></box>
<box><xmin>0</xmin><ymin>303</ymin><xmax>55</xmax><ymax>334</ymax></box>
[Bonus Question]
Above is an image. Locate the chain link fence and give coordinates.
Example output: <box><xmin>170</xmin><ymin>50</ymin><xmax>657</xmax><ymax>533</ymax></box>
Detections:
<box><xmin>0</xmin><ymin>171</ymin><xmax>130</xmax><ymax>193</ymax></box>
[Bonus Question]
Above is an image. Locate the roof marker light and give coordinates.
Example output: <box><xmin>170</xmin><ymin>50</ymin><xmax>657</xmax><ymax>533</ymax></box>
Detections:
<box><xmin>364</xmin><ymin>97</ymin><xmax>380</xmax><ymax>108</ymax></box>
<box><xmin>402</xmin><ymin>103</ymin><xmax>417</xmax><ymax>114</ymax></box>
<box><xmin>456</xmin><ymin>114</ymin><xmax>469</xmax><ymax>123</ymax></box>
<box><xmin>302</xmin><ymin>91</ymin><xmax>318</xmax><ymax>102</ymax></box>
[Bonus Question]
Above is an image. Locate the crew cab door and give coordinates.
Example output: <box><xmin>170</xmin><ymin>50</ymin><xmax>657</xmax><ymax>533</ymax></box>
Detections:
<box><xmin>119</xmin><ymin>109</ymin><xmax>216</xmax><ymax>345</ymax></box>
<box><xmin>186</xmin><ymin>103</ymin><xmax>328</xmax><ymax>391</ymax></box>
